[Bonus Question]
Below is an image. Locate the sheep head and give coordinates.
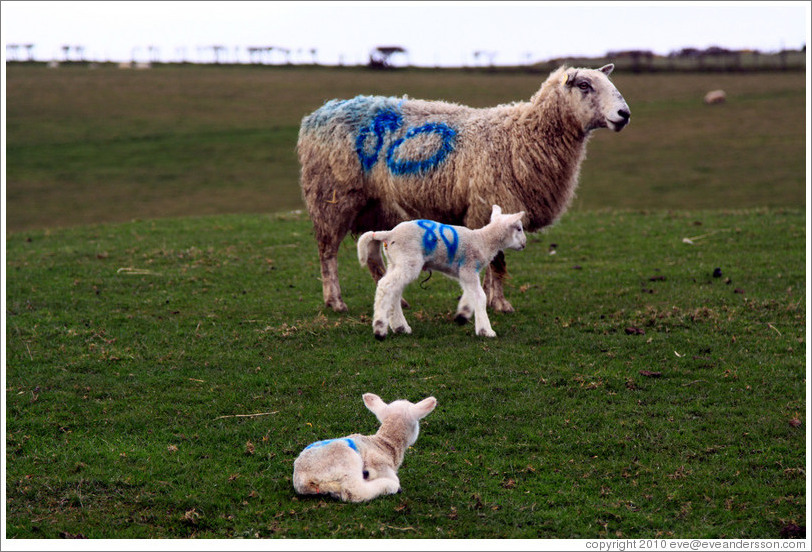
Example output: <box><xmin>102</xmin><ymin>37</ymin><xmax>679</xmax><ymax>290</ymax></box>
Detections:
<box><xmin>550</xmin><ymin>64</ymin><xmax>631</xmax><ymax>133</ymax></box>
<box><xmin>363</xmin><ymin>393</ymin><xmax>437</xmax><ymax>447</ymax></box>
<box><xmin>490</xmin><ymin>205</ymin><xmax>527</xmax><ymax>251</ymax></box>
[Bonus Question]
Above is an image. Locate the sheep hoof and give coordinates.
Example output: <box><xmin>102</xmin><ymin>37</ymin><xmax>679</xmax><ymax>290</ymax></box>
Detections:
<box><xmin>326</xmin><ymin>298</ymin><xmax>348</xmax><ymax>312</ymax></box>
<box><xmin>373</xmin><ymin>320</ymin><xmax>387</xmax><ymax>339</ymax></box>
<box><xmin>454</xmin><ymin>313</ymin><xmax>470</xmax><ymax>325</ymax></box>
<box><xmin>488</xmin><ymin>299</ymin><xmax>514</xmax><ymax>313</ymax></box>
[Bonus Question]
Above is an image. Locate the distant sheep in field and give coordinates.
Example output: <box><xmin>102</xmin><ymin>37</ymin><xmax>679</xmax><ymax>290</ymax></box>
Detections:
<box><xmin>298</xmin><ymin>63</ymin><xmax>630</xmax><ymax>313</ymax></box>
<box><xmin>704</xmin><ymin>89</ymin><xmax>727</xmax><ymax>105</ymax></box>
<box><xmin>292</xmin><ymin>393</ymin><xmax>437</xmax><ymax>502</ymax></box>
<box><xmin>357</xmin><ymin>205</ymin><xmax>526</xmax><ymax>339</ymax></box>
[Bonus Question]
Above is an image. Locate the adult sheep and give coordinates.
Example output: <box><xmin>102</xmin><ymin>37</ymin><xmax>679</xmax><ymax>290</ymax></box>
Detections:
<box><xmin>298</xmin><ymin>64</ymin><xmax>630</xmax><ymax>313</ymax></box>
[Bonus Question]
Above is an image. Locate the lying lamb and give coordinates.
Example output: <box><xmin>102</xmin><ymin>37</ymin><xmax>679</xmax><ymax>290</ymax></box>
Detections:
<box><xmin>292</xmin><ymin>393</ymin><xmax>437</xmax><ymax>503</ymax></box>
<box><xmin>357</xmin><ymin>204</ymin><xmax>526</xmax><ymax>339</ymax></box>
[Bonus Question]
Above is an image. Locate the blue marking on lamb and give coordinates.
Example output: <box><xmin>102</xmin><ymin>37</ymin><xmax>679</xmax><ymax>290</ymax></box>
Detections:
<box><xmin>416</xmin><ymin>220</ymin><xmax>459</xmax><ymax>263</ymax></box>
<box><xmin>304</xmin><ymin>437</ymin><xmax>360</xmax><ymax>454</ymax></box>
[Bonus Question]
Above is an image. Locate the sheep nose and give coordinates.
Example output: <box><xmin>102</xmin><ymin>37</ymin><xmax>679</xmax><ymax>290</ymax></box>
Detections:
<box><xmin>618</xmin><ymin>109</ymin><xmax>630</xmax><ymax>121</ymax></box>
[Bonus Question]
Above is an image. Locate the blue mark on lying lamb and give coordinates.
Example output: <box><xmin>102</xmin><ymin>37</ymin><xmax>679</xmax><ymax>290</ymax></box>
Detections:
<box><xmin>304</xmin><ymin>437</ymin><xmax>360</xmax><ymax>454</ymax></box>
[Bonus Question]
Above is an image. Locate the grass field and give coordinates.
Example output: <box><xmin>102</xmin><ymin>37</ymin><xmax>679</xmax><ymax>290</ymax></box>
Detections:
<box><xmin>5</xmin><ymin>64</ymin><xmax>807</xmax><ymax>231</ymax></box>
<box><xmin>4</xmin><ymin>208</ymin><xmax>807</xmax><ymax>539</ymax></box>
<box><xmin>3</xmin><ymin>63</ymin><xmax>809</xmax><ymax>540</ymax></box>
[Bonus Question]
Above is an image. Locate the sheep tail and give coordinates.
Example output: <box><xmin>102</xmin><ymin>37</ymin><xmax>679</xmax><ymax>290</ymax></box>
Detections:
<box><xmin>357</xmin><ymin>231</ymin><xmax>391</xmax><ymax>266</ymax></box>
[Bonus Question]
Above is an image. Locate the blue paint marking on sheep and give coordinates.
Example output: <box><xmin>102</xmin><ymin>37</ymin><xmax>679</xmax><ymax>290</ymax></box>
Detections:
<box><xmin>416</xmin><ymin>220</ymin><xmax>459</xmax><ymax>263</ymax></box>
<box><xmin>356</xmin><ymin>108</ymin><xmax>402</xmax><ymax>171</ymax></box>
<box><xmin>438</xmin><ymin>222</ymin><xmax>459</xmax><ymax>262</ymax></box>
<box><xmin>386</xmin><ymin>122</ymin><xmax>457</xmax><ymax>176</ymax></box>
<box><xmin>307</xmin><ymin>96</ymin><xmax>457</xmax><ymax>176</ymax></box>
<box><xmin>302</xmin><ymin>95</ymin><xmax>401</xmax><ymax>133</ymax></box>
<box><xmin>304</xmin><ymin>437</ymin><xmax>360</xmax><ymax>454</ymax></box>
<box><xmin>303</xmin><ymin>95</ymin><xmax>459</xmax><ymax>176</ymax></box>
<box><xmin>416</xmin><ymin>220</ymin><xmax>439</xmax><ymax>254</ymax></box>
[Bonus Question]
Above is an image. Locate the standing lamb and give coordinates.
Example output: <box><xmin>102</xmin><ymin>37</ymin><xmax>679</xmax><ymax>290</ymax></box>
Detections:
<box><xmin>298</xmin><ymin>63</ymin><xmax>630</xmax><ymax>313</ymax></box>
<box><xmin>357</xmin><ymin>204</ymin><xmax>526</xmax><ymax>339</ymax></box>
<box><xmin>292</xmin><ymin>393</ymin><xmax>437</xmax><ymax>503</ymax></box>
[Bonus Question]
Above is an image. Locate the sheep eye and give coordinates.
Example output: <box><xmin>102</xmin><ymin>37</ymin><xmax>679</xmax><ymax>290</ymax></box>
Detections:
<box><xmin>578</xmin><ymin>81</ymin><xmax>591</xmax><ymax>91</ymax></box>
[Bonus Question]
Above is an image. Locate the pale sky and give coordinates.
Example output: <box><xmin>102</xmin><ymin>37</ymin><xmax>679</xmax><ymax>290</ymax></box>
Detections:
<box><xmin>2</xmin><ymin>1</ymin><xmax>810</xmax><ymax>66</ymax></box>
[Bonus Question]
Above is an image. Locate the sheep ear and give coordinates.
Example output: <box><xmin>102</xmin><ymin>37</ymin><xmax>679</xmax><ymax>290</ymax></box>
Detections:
<box><xmin>412</xmin><ymin>397</ymin><xmax>437</xmax><ymax>419</ymax></box>
<box><xmin>599</xmin><ymin>64</ymin><xmax>614</xmax><ymax>76</ymax></box>
<box><xmin>363</xmin><ymin>393</ymin><xmax>386</xmax><ymax>414</ymax></box>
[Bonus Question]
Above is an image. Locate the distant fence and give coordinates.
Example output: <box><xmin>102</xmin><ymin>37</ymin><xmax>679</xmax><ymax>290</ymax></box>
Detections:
<box><xmin>529</xmin><ymin>50</ymin><xmax>807</xmax><ymax>74</ymax></box>
<box><xmin>5</xmin><ymin>50</ymin><xmax>806</xmax><ymax>73</ymax></box>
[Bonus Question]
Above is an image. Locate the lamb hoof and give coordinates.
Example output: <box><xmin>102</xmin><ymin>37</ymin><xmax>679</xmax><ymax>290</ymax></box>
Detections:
<box><xmin>454</xmin><ymin>313</ymin><xmax>470</xmax><ymax>325</ymax></box>
<box><xmin>477</xmin><ymin>329</ymin><xmax>497</xmax><ymax>338</ymax></box>
<box><xmin>373</xmin><ymin>320</ymin><xmax>387</xmax><ymax>340</ymax></box>
<box><xmin>393</xmin><ymin>325</ymin><xmax>411</xmax><ymax>335</ymax></box>
<box><xmin>363</xmin><ymin>470</ymin><xmax>369</xmax><ymax>480</ymax></box>
<box><xmin>400</xmin><ymin>298</ymin><xmax>411</xmax><ymax>309</ymax></box>
<box><xmin>397</xmin><ymin>487</ymin><xmax>403</xmax><ymax>494</ymax></box>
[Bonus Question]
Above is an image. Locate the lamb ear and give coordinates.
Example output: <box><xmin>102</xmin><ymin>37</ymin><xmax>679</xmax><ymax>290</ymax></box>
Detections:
<box><xmin>491</xmin><ymin>205</ymin><xmax>502</xmax><ymax>220</ymax></box>
<box><xmin>412</xmin><ymin>397</ymin><xmax>437</xmax><ymax>419</ymax></box>
<box><xmin>363</xmin><ymin>393</ymin><xmax>386</xmax><ymax>414</ymax></box>
<box><xmin>599</xmin><ymin>63</ymin><xmax>614</xmax><ymax>76</ymax></box>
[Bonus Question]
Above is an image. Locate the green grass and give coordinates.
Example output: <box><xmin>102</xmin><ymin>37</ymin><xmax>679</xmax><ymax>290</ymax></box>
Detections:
<box><xmin>5</xmin><ymin>64</ymin><xmax>806</xmax><ymax>231</ymax></box>
<box><xmin>5</xmin><ymin>208</ymin><xmax>806</xmax><ymax>538</ymax></box>
<box><xmin>4</xmin><ymin>61</ymin><xmax>807</xmax><ymax>539</ymax></box>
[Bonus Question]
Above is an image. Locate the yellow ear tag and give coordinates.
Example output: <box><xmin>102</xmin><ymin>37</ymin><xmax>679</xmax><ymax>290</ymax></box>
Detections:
<box><xmin>561</xmin><ymin>73</ymin><xmax>569</xmax><ymax>85</ymax></box>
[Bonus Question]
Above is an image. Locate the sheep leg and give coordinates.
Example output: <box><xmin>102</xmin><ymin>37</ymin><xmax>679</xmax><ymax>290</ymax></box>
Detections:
<box><xmin>365</xmin><ymin>240</ymin><xmax>387</xmax><ymax>280</ymax></box>
<box><xmin>389</xmin><ymin>293</ymin><xmax>413</xmax><ymax>336</ymax></box>
<box><xmin>387</xmin><ymin>263</ymin><xmax>420</xmax><ymax>335</ymax></box>
<box><xmin>454</xmin><ymin>288</ymin><xmax>474</xmax><ymax>325</ymax></box>
<box><xmin>366</xmin><ymin>241</ymin><xmax>411</xmax><ymax>310</ymax></box>
<box><xmin>484</xmin><ymin>252</ymin><xmax>514</xmax><ymax>313</ymax></box>
<box><xmin>317</xmin><ymin>240</ymin><xmax>347</xmax><ymax>312</ymax></box>
<box><xmin>306</xmin><ymin>184</ymin><xmax>367</xmax><ymax>313</ymax></box>
<box><xmin>461</xmin><ymin>272</ymin><xmax>495</xmax><ymax>337</ymax></box>
<box><xmin>372</xmin><ymin>270</ymin><xmax>399</xmax><ymax>339</ymax></box>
